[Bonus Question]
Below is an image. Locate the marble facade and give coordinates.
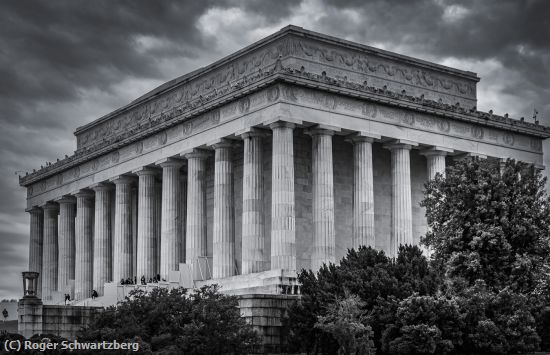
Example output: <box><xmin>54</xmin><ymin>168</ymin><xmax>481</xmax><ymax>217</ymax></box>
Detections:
<box><xmin>19</xmin><ymin>26</ymin><xmax>550</xmax><ymax>303</ymax></box>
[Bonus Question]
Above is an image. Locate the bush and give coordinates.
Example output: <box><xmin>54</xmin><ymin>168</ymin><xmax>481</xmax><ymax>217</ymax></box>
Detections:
<box><xmin>79</xmin><ymin>285</ymin><xmax>260</xmax><ymax>354</ymax></box>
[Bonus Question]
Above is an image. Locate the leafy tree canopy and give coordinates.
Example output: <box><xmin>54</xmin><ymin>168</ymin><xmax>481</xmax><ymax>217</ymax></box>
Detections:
<box><xmin>422</xmin><ymin>158</ymin><xmax>550</xmax><ymax>294</ymax></box>
<box><xmin>79</xmin><ymin>285</ymin><xmax>260</xmax><ymax>354</ymax></box>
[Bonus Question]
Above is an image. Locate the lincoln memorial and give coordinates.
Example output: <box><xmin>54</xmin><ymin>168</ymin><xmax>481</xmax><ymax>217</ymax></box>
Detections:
<box><xmin>18</xmin><ymin>25</ymin><xmax>549</xmax><ymax>332</ymax></box>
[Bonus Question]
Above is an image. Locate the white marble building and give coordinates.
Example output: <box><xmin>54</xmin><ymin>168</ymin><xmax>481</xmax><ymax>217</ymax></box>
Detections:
<box><xmin>19</xmin><ymin>26</ymin><xmax>550</xmax><ymax>305</ymax></box>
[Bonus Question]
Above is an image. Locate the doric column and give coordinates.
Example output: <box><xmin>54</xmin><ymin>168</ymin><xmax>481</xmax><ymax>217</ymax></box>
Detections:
<box><xmin>349</xmin><ymin>134</ymin><xmax>378</xmax><ymax>249</ymax></box>
<box><xmin>384</xmin><ymin>140</ymin><xmax>417</xmax><ymax>257</ymax></box>
<box><xmin>158</xmin><ymin>158</ymin><xmax>184</xmax><ymax>280</ymax></box>
<box><xmin>134</xmin><ymin>167</ymin><xmax>158</xmax><ymax>281</ymax></box>
<box><xmin>57</xmin><ymin>196</ymin><xmax>76</xmax><ymax>296</ymax></box>
<box><xmin>307</xmin><ymin>127</ymin><xmax>336</xmax><ymax>270</ymax></box>
<box><xmin>241</xmin><ymin>129</ymin><xmax>265</xmax><ymax>274</ymax></box>
<box><xmin>42</xmin><ymin>202</ymin><xmax>59</xmax><ymax>301</ymax></box>
<box><xmin>91</xmin><ymin>183</ymin><xmax>112</xmax><ymax>296</ymax></box>
<box><xmin>75</xmin><ymin>190</ymin><xmax>94</xmax><ymax>301</ymax></box>
<box><xmin>154</xmin><ymin>179</ymin><xmax>162</xmax><ymax>276</ymax></box>
<box><xmin>183</xmin><ymin>149</ymin><xmax>209</xmax><ymax>265</ymax></box>
<box><xmin>270</xmin><ymin>121</ymin><xmax>296</xmax><ymax>271</ymax></box>
<box><xmin>421</xmin><ymin>147</ymin><xmax>452</xmax><ymax>179</ymax></box>
<box><xmin>180</xmin><ymin>171</ymin><xmax>187</xmax><ymax>264</ymax></box>
<box><xmin>27</xmin><ymin>207</ymin><xmax>43</xmax><ymax>297</ymax></box>
<box><xmin>212</xmin><ymin>140</ymin><xmax>235</xmax><ymax>278</ymax></box>
<box><xmin>111</xmin><ymin>176</ymin><xmax>134</xmax><ymax>283</ymax></box>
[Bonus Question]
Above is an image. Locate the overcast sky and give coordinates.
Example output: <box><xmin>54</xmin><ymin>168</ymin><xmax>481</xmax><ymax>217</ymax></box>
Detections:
<box><xmin>1</xmin><ymin>0</ymin><xmax>549</xmax><ymax>300</ymax></box>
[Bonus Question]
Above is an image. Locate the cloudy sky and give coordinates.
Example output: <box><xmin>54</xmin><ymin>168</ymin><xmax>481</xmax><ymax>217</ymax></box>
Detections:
<box><xmin>1</xmin><ymin>0</ymin><xmax>549</xmax><ymax>300</ymax></box>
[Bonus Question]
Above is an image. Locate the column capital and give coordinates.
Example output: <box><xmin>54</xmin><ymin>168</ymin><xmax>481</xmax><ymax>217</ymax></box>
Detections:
<box><xmin>132</xmin><ymin>166</ymin><xmax>160</xmax><ymax>176</ymax></box>
<box><xmin>420</xmin><ymin>146</ymin><xmax>454</xmax><ymax>157</ymax></box>
<box><xmin>73</xmin><ymin>189</ymin><xmax>94</xmax><ymax>199</ymax></box>
<box><xmin>305</xmin><ymin>124</ymin><xmax>340</xmax><ymax>137</ymax></box>
<box><xmin>55</xmin><ymin>195</ymin><xmax>76</xmax><ymax>205</ymax></box>
<box><xmin>268</xmin><ymin>121</ymin><xmax>295</xmax><ymax>130</ymax></box>
<box><xmin>207</xmin><ymin>138</ymin><xmax>235</xmax><ymax>150</ymax></box>
<box><xmin>237</xmin><ymin>127</ymin><xmax>269</xmax><ymax>139</ymax></box>
<box><xmin>383</xmin><ymin>139</ymin><xmax>418</xmax><ymax>151</ymax></box>
<box><xmin>181</xmin><ymin>148</ymin><xmax>210</xmax><ymax>160</ymax></box>
<box><xmin>90</xmin><ymin>182</ymin><xmax>114</xmax><ymax>192</ymax></box>
<box><xmin>346</xmin><ymin>131</ymin><xmax>381</xmax><ymax>144</ymax></box>
<box><xmin>110</xmin><ymin>175</ymin><xmax>137</xmax><ymax>185</ymax></box>
<box><xmin>534</xmin><ymin>163</ymin><xmax>545</xmax><ymax>171</ymax></box>
<box><xmin>25</xmin><ymin>206</ymin><xmax>43</xmax><ymax>214</ymax></box>
<box><xmin>42</xmin><ymin>202</ymin><xmax>59</xmax><ymax>212</ymax></box>
<box><xmin>156</xmin><ymin>157</ymin><xmax>185</xmax><ymax>169</ymax></box>
<box><xmin>263</xmin><ymin>116</ymin><xmax>303</xmax><ymax>128</ymax></box>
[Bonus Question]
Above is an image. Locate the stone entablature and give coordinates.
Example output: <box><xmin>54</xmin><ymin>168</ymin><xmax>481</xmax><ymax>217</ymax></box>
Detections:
<box><xmin>22</xmin><ymin>81</ymin><xmax>546</xmax><ymax>208</ymax></box>
<box><xmin>18</xmin><ymin>69</ymin><xmax>548</xmax><ymax>189</ymax></box>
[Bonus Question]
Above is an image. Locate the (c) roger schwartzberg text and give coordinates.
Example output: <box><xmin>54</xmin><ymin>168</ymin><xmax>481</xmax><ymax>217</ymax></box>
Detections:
<box><xmin>3</xmin><ymin>339</ymin><xmax>140</xmax><ymax>352</ymax></box>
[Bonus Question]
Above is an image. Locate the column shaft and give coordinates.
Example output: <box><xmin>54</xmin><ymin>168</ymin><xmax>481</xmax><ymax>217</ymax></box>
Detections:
<box><xmin>92</xmin><ymin>184</ymin><xmax>112</xmax><ymax>296</ymax></box>
<box><xmin>75</xmin><ymin>191</ymin><xmax>94</xmax><ymax>300</ymax></box>
<box><xmin>185</xmin><ymin>150</ymin><xmax>208</xmax><ymax>265</ymax></box>
<box><xmin>154</xmin><ymin>180</ymin><xmax>162</xmax><ymax>277</ymax></box>
<box><xmin>42</xmin><ymin>203</ymin><xmax>59</xmax><ymax>302</ymax></box>
<box><xmin>270</xmin><ymin>122</ymin><xmax>296</xmax><ymax>271</ymax></box>
<box><xmin>386</xmin><ymin>143</ymin><xmax>413</xmax><ymax>257</ymax></box>
<box><xmin>57</xmin><ymin>198</ymin><xmax>76</xmax><ymax>295</ymax></box>
<box><xmin>241</xmin><ymin>131</ymin><xmax>265</xmax><ymax>274</ymax></box>
<box><xmin>427</xmin><ymin>154</ymin><xmax>446</xmax><ymax>179</ymax></box>
<box><xmin>28</xmin><ymin>208</ymin><xmax>43</xmax><ymax>297</ymax></box>
<box><xmin>159</xmin><ymin>159</ymin><xmax>184</xmax><ymax>280</ymax></box>
<box><xmin>352</xmin><ymin>137</ymin><xmax>375</xmax><ymax>249</ymax></box>
<box><xmin>180</xmin><ymin>172</ymin><xmax>187</xmax><ymax>264</ymax></box>
<box><xmin>213</xmin><ymin>141</ymin><xmax>235</xmax><ymax>278</ymax></box>
<box><xmin>135</xmin><ymin>169</ymin><xmax>157</xmax><ymax>281</ymax></box>
<box><xmin>112</xmin><ymin>177</ymin><xmax>134</xmax><ymax>283</ymax></box>
<box><xmin>309</xmin><ymin>129</ymin><xmax>335</xmax><ymax>270</ymax></box>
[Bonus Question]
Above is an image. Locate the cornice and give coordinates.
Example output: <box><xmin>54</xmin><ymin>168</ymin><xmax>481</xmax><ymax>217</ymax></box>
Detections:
<box><xmin>19</xmin><ymin>59</ymin><xmax>549</xmax><ymax>187</ymax></box>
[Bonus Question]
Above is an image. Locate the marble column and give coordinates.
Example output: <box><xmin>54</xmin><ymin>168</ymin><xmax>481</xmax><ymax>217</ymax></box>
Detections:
<box><xmin>75</xmin><ymin>190</ymin><xmax>94</xmax><ymax>301</ymax></box>
<box><xmin>184</xmin><ymin>150</ymin><xmax>209</xmax><ymax>266</ymax></box>
<box><xmin>421</xmin><ymin>147</ymin><xmax>451</xmax><ymax>179</ymax></box>
<box><xmin>350</xmin><ymin>135</ymin><xmax>377</xmax><ymax>249</ymax></box>
<box><xmin>241</xmin><ymin>129</ymin><xmax>265</xmax><ymax>274</ymax></box>
<box><xmin>27</xmin><ymin>207</ymin><xmax>43</xmax><ymax>297</ymax></box>
<box><xmin>158</xmin><ymin>158</ymin><xmax>184</xmax><ymax>280</ymax></box>
<box><xmin>270</xmin><ymin>122</ymin><xmax>296</xmax><ymax>271</ymax></box>
<box><xmin>131</xmin><ymin>186</ymin><xmax>138</xmax><ymax>278</ymax></box>
<box><xmin>212</xmin><ymin>140</ymin><xmax>235</xmax><ymax>279</ymax></box>
<box><xmin>134</xmin><ymin>168</ymin><xmax>158</xmax><ymax>281</ymax></box>
<box><xmin>57</xmin><ymin>196</ymin><xmax>75</xmax><ymax>295</ymax></box>
<box><xmin>111</xmin><ymin>176</ymin><xmax>134</xmax><ymax>283</ymax></box>
<box><xmin>42</xmin><ymin>202</ymin><xmax>59</xmax><ymax>301</ymax></box>
<box><xmin>384</xmin><ymin>141</ymin><xmax>416</xmax><ymax>257</ymax></box>
<box><xmin>91</xmin><ymin>183</ymin><xmax>112</xmax><ymax>296</ymax></box>
<box><xmin>307</xmin><ymin>128</ymin><xmax>336</xmax><ymax>270</ymax></box>
<box><xmin>179</xmin><ymin>171</ymin><xmax>187</xmax><ymax>264</ymax></box>
<box><xmin>154</xmin><ymin>179</ymin><xmax>162</xmax><ymax>277</ymax></box>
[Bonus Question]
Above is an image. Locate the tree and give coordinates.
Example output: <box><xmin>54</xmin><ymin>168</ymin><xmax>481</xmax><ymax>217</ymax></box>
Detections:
<box><xmin>421</xmin><ymin>158</ymin><xmax>550</xmax><ymax>353</ymax></box>
<box><xmin>284</xmin><ymin>245</ymin><xmax>440</xmax><ymax>354</ymax></box>
<box><xmin>80</xmin><ymin>285</ymin><xmax>260</xmax><ymax>354</ymax></box>
<box><xmin>422</xmin><ymin>158</ymin><xmax>550</xmax><ymax>293</ymax></box>
<box><xmin>315</xmin><ymin>293</ymin><xmax>375</xmax><ymax>355</ymax></box>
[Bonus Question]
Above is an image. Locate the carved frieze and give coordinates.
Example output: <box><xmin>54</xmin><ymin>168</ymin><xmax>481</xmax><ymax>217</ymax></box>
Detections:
<box><xmin>293</xmin><ymin>38</ymin><xmax>476</xmax><ymax>99</ymax></box>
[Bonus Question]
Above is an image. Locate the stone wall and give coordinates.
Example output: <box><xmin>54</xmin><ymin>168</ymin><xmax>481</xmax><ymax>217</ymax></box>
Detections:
<box><xmin>18</xmin><ymin>298</ymin><xmax>100</xmax><ymax>339</ymax></box>
<box><xmin>238</xmin><ymin>294</ymin><xmax>298</xmax><ymax>353</ymax></box>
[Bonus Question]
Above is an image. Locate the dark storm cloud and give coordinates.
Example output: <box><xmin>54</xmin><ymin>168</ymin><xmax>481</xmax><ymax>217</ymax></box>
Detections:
<box><xmin>318</xmin><ymin>0</ymin><xmax>550</xmax><ymax>118</ymax></box>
